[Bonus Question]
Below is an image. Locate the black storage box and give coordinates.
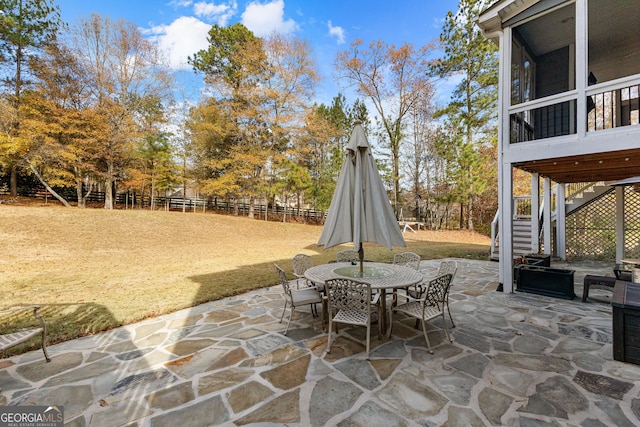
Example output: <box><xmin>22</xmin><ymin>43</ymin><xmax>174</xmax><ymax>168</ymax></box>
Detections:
<box><xmin>516</xmin><ymin>265</ymin><xmax>575</xmax><ymax>300</ymax></box>
<box><xmin>612</xmin><ymin>281</ymin><xmax>640</xmax><ymax>365</ymax></box>
<box><xmin>525</xmin><ymin>254</ymin><xmax>551</xmax><ymax>267</ymax></box>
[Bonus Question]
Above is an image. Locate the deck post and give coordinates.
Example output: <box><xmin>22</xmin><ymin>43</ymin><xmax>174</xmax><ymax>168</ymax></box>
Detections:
<box><xmin>556</xmin><ymin>183</ymin><xmax>566</xmax><ymax>260</ymax></box>
<box><xmin>543</xmin><ymin>178</ymin><xmax>552</xmax><ymax>255</ymax></box>
<box><xmin>616</xmin><ymin>186</ymin><xmax>625</xmax><ymax>262</ymax></box>
<box><xmin>531</xmin><ymin>173</ymin><xmax>540</xmax><ymax>253</ymax></box>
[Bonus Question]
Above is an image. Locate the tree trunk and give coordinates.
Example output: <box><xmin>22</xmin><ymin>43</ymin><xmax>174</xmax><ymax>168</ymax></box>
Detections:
<box><xmin>150</xmin><ymin>172</ymin><xmax>156</xmax><ymax>210</ymax></box>
<box><xmin>85</xmin><ymin>187</ymin><xmax>93</xmax><ymax>205</ymax></box>
<box><xmin>393</xmin><ymin>146</ymin><xmax>400</xmax><ymax>218</ymax></box>
<box><xmin>282</xmin><ymin>195</ymin><xmax>287</xmax><ymax>223</ymax></box>
<box><xmin>27</xmin><ymin>162</ymin><xmax>71</xmax><ymax>207</ymax></box>
<box><xmin>76</xmin><ymin>180</ymin><xmax>85</xmax><ymax>208</ymax></box>
<box><xmin>10</xmin><ymin>163</ymin><xmax>18</xmax><ymax>197</ymax></box>
<box><xmin>182</xmin><ymin>179</ymin><xmax>187</xmax><ymax>213</ymax></box>
<box><xmin>248</xmin><ymin>197</ymin><xmax>255</xmax><ymax>219</ymax></box>
<box><xmin>82</xmin><ymin>187</ymin><xmax>93</xmax><ymax>208</ymax></box>
<box><xmin>104</xmin><ymin>162</ymin><xmax>114</xmax><ymax>209</ymax></box>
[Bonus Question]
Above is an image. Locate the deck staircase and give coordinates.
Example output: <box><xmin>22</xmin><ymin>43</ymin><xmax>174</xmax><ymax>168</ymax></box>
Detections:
<box><xmin>490</xmin><ymin>181</ymin><xmax>613</xmax><ymax>261</ymax></box>
<box><xmin>555</xmin><ymin>181</ymin><xmax>612</xmax><ymax>220</ymax></box>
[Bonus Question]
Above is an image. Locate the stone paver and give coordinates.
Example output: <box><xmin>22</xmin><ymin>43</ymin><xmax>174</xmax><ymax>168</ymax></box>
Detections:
<box><xmin>2</xmin><ymin>259</ymin><xmax>639</xmax><ymax>426</ymax></box>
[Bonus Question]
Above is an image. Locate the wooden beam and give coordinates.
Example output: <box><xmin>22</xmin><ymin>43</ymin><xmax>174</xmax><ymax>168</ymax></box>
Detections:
<box><xmin>513</xmin><ymin>148</ymin><xmax>640</xmax><ymax>183</ymax></box>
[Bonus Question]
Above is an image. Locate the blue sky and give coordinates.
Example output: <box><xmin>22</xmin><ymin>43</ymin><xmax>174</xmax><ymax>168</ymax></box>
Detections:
<box><xmin>55</xmin><ymin>0</ymin><xmax>461</xmax><ymax>105</ymax></box>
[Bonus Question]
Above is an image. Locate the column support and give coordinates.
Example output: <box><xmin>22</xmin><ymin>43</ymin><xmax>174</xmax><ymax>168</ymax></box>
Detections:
<box><xmin>616</xmin><ymin>186</ymin><xmax>625</xmax><ymax>262</ymax></box>
<box><xmin>530</xmin><ymin>173</ymin><xmax>540</xmax><ymax>253</ymax></box>
<box><xmin>556</xmin><ymin>183</ymin><xmax>566</xmax><ymax>260</ymax></box>
<box><xmin>543</xmin><ymin>178</ymin><xmax>552</xmax><ymax>255</ymax></box>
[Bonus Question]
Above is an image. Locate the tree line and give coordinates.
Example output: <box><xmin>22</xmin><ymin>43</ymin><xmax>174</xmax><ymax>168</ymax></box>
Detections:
<box><xmin>0</xmin><ymin>0</ymin><xmax>498</xmax><ymax>232</ymax></box>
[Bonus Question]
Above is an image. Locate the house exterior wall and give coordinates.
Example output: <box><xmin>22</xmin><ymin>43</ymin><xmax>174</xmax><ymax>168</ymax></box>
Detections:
<box><xmin>479</xmin><ymin>0</ymin><xmax>640</xmax><ymax>291</ymax></box>
<box><xmin>536</xmin><ymin>47</ymin><xmax>570</xmax><ymax>98</ymax></box>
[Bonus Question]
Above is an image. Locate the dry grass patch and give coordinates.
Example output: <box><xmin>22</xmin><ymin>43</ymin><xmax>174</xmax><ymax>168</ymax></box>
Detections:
<box><xmin>0</xmin><ymin>203</ymin><xmax>489</xmax><ymax>356</ymax></box>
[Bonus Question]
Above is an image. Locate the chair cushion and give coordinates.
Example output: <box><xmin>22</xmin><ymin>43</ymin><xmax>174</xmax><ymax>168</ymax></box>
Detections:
<box><xmin>291</xmin><ymin>288</ymin><xmax>322</xmax><ymax>305</ymax></box>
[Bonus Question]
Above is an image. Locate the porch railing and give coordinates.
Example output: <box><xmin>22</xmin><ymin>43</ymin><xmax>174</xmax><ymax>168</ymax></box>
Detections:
<box><xmin>509</xmin><ymin>91</ymin><xmax>578</xmax><ymax>144</ymax></box>
<box><xmin>509</xmin><ymin>73</ymin><xmax>640</xmax><ymax>143</ymax></box>
<box><xmin>587</xmin><ymin>76</ymin><xmax>640</xmax><ymax>132</ymax></box>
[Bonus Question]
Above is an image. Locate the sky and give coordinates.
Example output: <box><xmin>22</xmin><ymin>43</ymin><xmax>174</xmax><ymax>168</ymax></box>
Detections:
<box><xmin>54</xmin><ymin>0</ymin><xmax>461</xmax><ymax>106</ymax></box>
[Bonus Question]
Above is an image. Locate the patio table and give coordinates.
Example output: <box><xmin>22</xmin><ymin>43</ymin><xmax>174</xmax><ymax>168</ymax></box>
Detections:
<box><xmin>304</xmin><ymin>262</ymin><xmax>423</xmax><ymax>334</ymax></box>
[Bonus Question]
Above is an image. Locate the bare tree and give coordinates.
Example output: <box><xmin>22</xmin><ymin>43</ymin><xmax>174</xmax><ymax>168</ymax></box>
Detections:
<box><xmin>335</xmin><ymin>39</ymin><xmax>436</xmax><ymax>215</ymax></box>
<box><xmin>260</xmin><ymin>32</ymin><xmax>319</xmax><ymax>219</ymax></box>
<box><xmin>401</xmin><ymin>84</ymin><xmax>437</xmax><ymax>222</ymax></box>
<box><xmin>69</xmin><ymin>14</ymin><xmax>173</xmax><ymax>209</ymax></box>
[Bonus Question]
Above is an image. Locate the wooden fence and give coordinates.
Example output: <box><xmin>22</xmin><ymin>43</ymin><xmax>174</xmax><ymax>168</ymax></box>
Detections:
<box><xmin>25</xmin><ymin>188</ymin><xmax>326</xmax><ymax>224</ymax></box>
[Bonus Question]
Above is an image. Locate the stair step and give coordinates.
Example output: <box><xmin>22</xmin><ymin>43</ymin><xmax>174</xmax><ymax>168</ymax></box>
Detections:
<box><xmin>491</xmin><ymin>182</ymin><xmax>613</xmax><ymax>260</ymax></box>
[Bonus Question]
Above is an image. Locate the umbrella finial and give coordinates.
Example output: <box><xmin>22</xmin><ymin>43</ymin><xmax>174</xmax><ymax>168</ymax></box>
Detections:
<box><xmin>353</xmin><ymin>119</ymin><xmax>362</xmax><ymax>126</ymax></box>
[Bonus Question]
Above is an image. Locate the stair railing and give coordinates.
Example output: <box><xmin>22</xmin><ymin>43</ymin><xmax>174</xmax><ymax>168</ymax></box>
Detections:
<box><xmin>513</xmin><ymin>196</ymin><xmax>532</xmax><ymax>219</ymax></box>
<box><xmin>490</xmin><ymin>210</ymin><xmax>499</xmax><ymax>260</ymax></box>
<box><xmin>491</xmin><ymin>182</ymin><xmax>608</xmax><ymax>261</ymax></box>
<box><xmin>565</xmin><ymin>181</ymin><xmax>606</xmax><ymax>205</ymax></box>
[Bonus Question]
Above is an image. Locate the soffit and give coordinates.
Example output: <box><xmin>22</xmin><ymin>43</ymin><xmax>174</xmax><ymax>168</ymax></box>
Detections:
<box><xmin>513</xmin><ymin>148</ymin><xmax>640</xmax><ymax>183</ymax></box>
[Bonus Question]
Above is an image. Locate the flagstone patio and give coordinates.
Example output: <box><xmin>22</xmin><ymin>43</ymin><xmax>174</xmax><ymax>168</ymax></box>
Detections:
<box><xmin>1</xmin><ymin>259</ymin><xmax>639</xmax><ymax>426</ymax></box>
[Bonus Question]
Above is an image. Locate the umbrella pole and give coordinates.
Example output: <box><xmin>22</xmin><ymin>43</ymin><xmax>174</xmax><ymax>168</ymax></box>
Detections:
<box><xmin>358</xmin><ymin>245</ymin><xmax>364</xmax><ymax>273</ymax></box>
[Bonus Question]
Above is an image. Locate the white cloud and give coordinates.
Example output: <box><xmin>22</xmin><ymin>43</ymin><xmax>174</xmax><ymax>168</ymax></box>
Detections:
<box><xmin>147</xmin><ymin>16</ymin><xmax>212</xmax><ymax>70</ymax></box>
<box><xmin>327</xmin><ymin>20</ymin><xmax>345</xmax><ymax>44</ymax></box>
<box><xmin>168</xmin><ymin>0</ymin><xmax>194</xmax><ymax>8</ymax></box>
<box><xmin>241</xmin><ymin>0</ymin><xmax>298</xmax><ymax>36</ymax></box>
<box><xmin>145</xmin><ymin>1</ymin><xmax>240</xmax><ymax>70</ymax></box>
<box><xmin>193</xmin><ymin>1</ymin><xmax>237</xmax><ymax>25</ymax></box>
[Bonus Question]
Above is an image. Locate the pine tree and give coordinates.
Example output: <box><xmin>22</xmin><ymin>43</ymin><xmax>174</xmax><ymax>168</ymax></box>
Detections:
<box><xmin>0</xmin><ymin>0</ymin><xmax>63</xmax><ymax>195</ymax></box>
<box><xmin>431</xmin><ymin>0</ymin><xmax>498</xmax><ymax>230</ymax></box>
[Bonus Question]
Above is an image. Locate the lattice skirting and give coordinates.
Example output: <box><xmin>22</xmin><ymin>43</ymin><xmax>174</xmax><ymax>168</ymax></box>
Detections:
<box><xmin>565</xmin><ymin>187</ymin><xmax>640</xmax><ymax>261</ymax></box>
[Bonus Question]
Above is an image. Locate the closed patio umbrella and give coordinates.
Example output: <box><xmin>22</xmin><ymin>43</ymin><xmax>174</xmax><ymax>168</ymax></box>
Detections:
<box><xmin>318</xmin><ymin>121</ymin><xmax>406</xmax><ymax>272</ymax></box>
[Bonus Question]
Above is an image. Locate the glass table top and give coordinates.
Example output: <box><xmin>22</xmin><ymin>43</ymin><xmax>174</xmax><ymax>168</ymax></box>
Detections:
<box><xmin>333</xmin><ymin>265</ymin><xmax>394</xmax><ymax>278</ymax></box>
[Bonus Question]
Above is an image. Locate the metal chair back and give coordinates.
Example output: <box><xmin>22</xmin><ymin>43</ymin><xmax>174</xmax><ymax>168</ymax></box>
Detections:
<box><xmin>393</xmin><ymin>252</ymin><xmax>421</xmax><ymax>270</ymax></box>
<box><xmin>336</xmin><ymin>250</ymin><xmax>359</xmax><ymax>263</ymax></box>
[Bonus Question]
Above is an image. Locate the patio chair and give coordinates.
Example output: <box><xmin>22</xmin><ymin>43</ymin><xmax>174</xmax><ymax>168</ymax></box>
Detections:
<box><xmin>408</xmin><ymin>260</ymin><xmax>458</xmax><ymax>328</ymax></box>
<box><xmin>324</xmin><ymin>277</ymin><xmax>380</xmax><ymax>359</ymax></box>
<box><xmin>291</xmin><ymin>254</ymin><xmax>314</xmax><ymax>289</ymax></box>
<box><xmin>336</xmin><ymin>250</ymin><xmax>359</xmax><ymax>263</ymax></box>
<box><xmin>387</xmin><ymin>273</ymin><xmax>454</xmax><ymax>353</ymax></box>
<box><xmin>0</xmin><ymin>306</ymin><xmax>51</xmax><ymax>362</ymax></box>
<box><xmin>274</xmin><ymin>264</ymin><xmax>323</xmax><ymax>335</ymax></box>
<box><xmin>394</xmin><ymin>252</ymin><xmax>421</xmax><ymax>270</ymax></box>
<box><xmin>291</xmin><ymin>253</ymin><xmax>320</xmax><ymax>316</ymax></box>
<box><xmin>392</xmin><ymin>252</ymin><xmax>421</xmax><ymax>305</ymax></box>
